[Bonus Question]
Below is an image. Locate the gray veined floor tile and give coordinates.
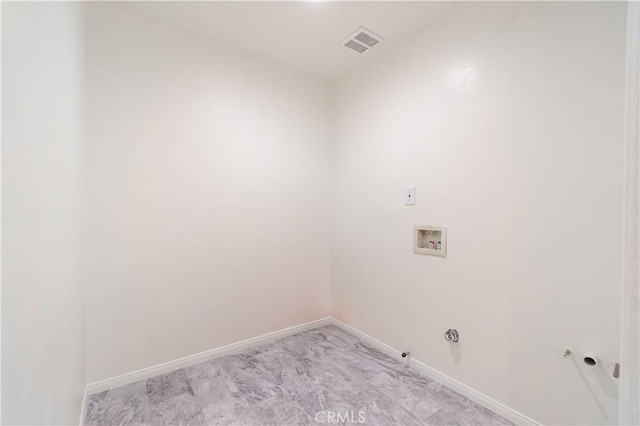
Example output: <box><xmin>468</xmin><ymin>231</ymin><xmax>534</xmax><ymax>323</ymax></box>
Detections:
<box><xmin>84</xmin><ymin>392</ymin><xmax>108</xmax><ymax>426</ymax></box>
<box><xmin>218</xmin><ymin>355</ymin><xmax>288</xmax><ymax>405</ymax></box>
<box><xmin>219</xmin><ymin>351</ymin><xmax>309</xmax><ymax>424</ymax></box>
<box><xmin>149</xmin><ymin>392</ymin><xmax>206</xmax><ymax>426</ymax></box>
<box><xmin>360</xmin><ymin>392</ymin><xmax>423</xmax><ymax>426</ymax></box>
<box><xmin>84</xmin><ymin>325</ymin><xmax>513</xmax><ymax>426</ymax></box>
<box><xmin>248</xmin><ymin>395</ymin><xmax>310</xmax><ymax>426</ymax></box>
<box><xmin>283</xmin><ymin>409</ymin><xmax>316</xmax><ymax>426</ymax></box>
<box><xmin>274</xmin><ymin>360</ymin><xmax>352</xmax><ymax>419</ymax></box>
<box><xmin>147</xmin><ymin>369</ymin><xmax>193</xmax><ymax>404</ymax></box>
<box><xmin>185</xmin><ymin>359</ymin><xmax>261</xmax><ymax>425</ymax></box>
<box><xmin>184</xmin><ymin>359</ymin><xmax>238</xmax><ymax>404</ymax></box>
<box><xmin>425</xmin><ymin>403</ymin><xmax>512</xmax><ymax>426</ymax></box>
<box><xmin>84</xmin><ymin>389</ymin><xmax>150</xmax><ymax>425</ymax></box>
<box><xmin>199</xmin><ymin>390</ymin><xmax>262</xmax><ymax>426</ymax></box>
<box><xmin>425</xmin><ymin>380</ymin><xmax>472</xmax><ymax>408</ymax></box>
<box><xmin>369</xmin><ymin>371</ymin><xmax>442</xmax><ymax>421</ymax></box>
<box><xmin>423</xmin><ymin>390</ymin><xmax>511</xmax><ymax>426</ymax></box>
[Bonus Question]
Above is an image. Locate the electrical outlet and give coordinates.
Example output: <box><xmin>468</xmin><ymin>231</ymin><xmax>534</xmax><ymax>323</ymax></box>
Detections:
<box><xmin>405</xmin><ymin>187</ymin><xmax>416</xmax><ymax>205</ymax></box>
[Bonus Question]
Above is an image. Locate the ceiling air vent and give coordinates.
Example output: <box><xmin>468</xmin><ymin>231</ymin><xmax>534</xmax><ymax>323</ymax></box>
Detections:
<box><xmin>342</xmin><ymin>27</ymin><xmax>384</xmax><ymax>54</ymax></box>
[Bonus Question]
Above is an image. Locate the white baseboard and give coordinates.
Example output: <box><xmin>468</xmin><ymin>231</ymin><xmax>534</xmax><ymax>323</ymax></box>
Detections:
<box><xmin>328</xmin><ymin>318</ymin><xmax>541</xmax><ymax>426</ymax></box>
<box><xmin>84</xmin><ymin>317</ymin><xmax>332</xmax><ymax>396</ymax></box>
<box><xmin>82</xmin><ymin>316</ymin><xmax>539</xmax><ymax>426</ymax></box>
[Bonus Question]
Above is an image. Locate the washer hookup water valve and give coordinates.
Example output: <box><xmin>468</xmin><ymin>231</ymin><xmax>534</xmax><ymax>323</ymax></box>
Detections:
<box><xmin>444</xmin><ymin>329</ymin><xmax>459</xmax><ymax>343</ymax></box>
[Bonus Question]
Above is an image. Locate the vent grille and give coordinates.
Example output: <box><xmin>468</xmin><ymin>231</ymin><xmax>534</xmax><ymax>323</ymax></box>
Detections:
<box><xmin>354</xmin><ymin>32</ymin><xmax>380</xmax><ymax>47</ymax></box>
<box><xmin>342</xmin><ymin>27</ymin><xmax>383</xmax><ymax>54</ymax></box>
<box><xmin>345</xmin><ymin>39</ymin><xmax>368</xmax><ymax>54</ymax></box>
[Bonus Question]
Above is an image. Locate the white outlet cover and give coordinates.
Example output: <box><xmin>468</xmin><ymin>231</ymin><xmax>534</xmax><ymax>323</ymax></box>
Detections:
<box><xmin>405</xmin><ymin>187</ymin><xmax>416</xmax><ymax>205</ymax></box>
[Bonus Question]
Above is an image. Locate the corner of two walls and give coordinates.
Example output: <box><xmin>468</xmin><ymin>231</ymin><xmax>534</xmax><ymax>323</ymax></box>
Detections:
<box><xmin>84</xmin><ymin>3</ymin><xmax>332</xmax><ymax>384</ymax></box>
<box><xmin>330</xmin><ymin>2</ymin><xmax>627</xmax><ymax>425</ymax></box>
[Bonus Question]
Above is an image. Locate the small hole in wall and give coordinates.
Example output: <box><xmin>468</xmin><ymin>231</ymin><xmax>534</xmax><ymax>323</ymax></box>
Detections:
<box><xmin>584</xmin><ymin>357</ymin><xmax>597</xmax><ymax>366</ymax></box>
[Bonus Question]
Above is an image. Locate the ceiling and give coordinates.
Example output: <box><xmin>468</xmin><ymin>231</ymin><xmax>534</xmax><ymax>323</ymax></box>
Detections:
<box><xmin>111</xmin><ymin>1</ymin><xmax>457</xmax><ymax>82</ymax></box>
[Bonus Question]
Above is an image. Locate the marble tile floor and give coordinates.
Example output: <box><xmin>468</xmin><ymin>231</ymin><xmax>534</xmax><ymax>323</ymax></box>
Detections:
<box><xmin>84</xmin><ymin>325</ymin><xmax>512</xmax><ymax>426</ymax></box>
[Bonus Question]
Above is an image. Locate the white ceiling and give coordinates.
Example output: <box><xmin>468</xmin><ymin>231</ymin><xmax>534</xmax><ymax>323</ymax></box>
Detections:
<box><xmin>111</xmin><ymin>1</ymin><xmax>457</xmax><ymax>82</ymax></box>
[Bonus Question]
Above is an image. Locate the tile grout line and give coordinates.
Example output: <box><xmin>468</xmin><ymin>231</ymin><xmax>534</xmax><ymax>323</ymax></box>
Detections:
<box><xmin>217</xmin><ymin>354</ymin><xmax>269</xmax><ymax>426</ymax></box>
<box><xmin>273</xmin><ymin>341</ymin><xmax>314</xmax><ymax>422</ymax></box>
<box><xmin>182</xmin><ymin>369</ymin><xmax>208</xmax><ymax>424</ymax></box>
<box><xmin>219</xmin><ymin>359</ymin><xmax>266</xmax><ymax>426</ymax></box>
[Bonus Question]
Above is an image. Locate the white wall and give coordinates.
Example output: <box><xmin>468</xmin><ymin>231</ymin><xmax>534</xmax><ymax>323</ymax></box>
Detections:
<box><xmin>1</xmin><ymin>2</ymin><xmax>86</xmax><ymax>424</ymax></box>
<box><xmin>331</xmin><ymin>2</ymin><xmax>627</xmax><ymax>425</ymax></box>
<box><xmin>621</xmin><ymin>2</ymin><xmax>640</xmax><ymax>424</ymax></box>
<box><xmin>84</xmin><ymin>3</ymin><xmax>331</xmax><ymax>383</ymax></box>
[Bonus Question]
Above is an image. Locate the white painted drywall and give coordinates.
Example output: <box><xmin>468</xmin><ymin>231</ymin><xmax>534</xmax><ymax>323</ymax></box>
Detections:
<box><xmin>84</xmin><ymin>3</ymin><xmax>331</xmax><ymax>383</ymax></box>
<box><xmin>331</xmin><ymin>2</ymin><xmax>627</xmax><ymax>425</ymax></box>
<box><xmin>1</xmin><ymin>2</ymin><xmax>86</xmax><ymax>424</ymax></box>
<box><xmin>621</xmin><ymin>2</ymin><xmax>640</xmax><ymax>424</ymax></box>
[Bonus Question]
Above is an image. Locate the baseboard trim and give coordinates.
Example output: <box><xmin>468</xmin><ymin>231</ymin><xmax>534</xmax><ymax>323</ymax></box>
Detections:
<box><xmin>85</xmin><ymin>317</ymin><xmax>332</xmax><ymax>396</ymax></box>
<box><xmin>328</xmin><ymin>318</ymin><xmax>541</xmax><ymax>426</ymax></box>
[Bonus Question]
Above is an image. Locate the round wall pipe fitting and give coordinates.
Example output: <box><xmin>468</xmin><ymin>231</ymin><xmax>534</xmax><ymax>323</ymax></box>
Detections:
<box><xmin>444</xmin><ymin>329</ymin><xmax>459</xmax><ymax>343</ymax></box>
<box><xmin>583</xmin><ymin>353</ymin><xmax>599</xmax><ymax>368</ymax></box>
